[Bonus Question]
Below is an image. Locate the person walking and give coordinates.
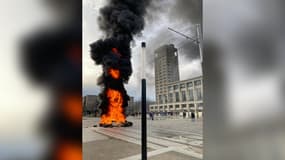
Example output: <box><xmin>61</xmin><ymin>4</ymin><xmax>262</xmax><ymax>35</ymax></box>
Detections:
<box><xmin>149</xmin><ymin>112</ymin><xmax>154</xmax><ymax>120</ymax></box>
<box><xmin>183</xmin><ymin>111</ymin><xmax>186</xmax><ymax>119</ymax></box>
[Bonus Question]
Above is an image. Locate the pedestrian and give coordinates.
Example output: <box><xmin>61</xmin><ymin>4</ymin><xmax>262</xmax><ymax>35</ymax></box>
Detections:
<box><xmin>183</xmin><ymin>111</ymin><xmax>186</xmax><ymax>119</ymax></box>
<box><xmin>150</xmin><ymin>112</ymin><xmax>154</xmax><ymax>120</ymax></box>
<box><xmin>191</xmin><ymin>112</ymin><xmax>195</xmax><ymax>122</ymax></box>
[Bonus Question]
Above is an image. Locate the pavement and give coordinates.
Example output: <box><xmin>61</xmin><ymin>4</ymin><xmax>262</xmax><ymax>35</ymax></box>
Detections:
<box><xmin>83</xmin><ymin>117</ymin><xmax>203</xmax><ymax>160</ymax></box>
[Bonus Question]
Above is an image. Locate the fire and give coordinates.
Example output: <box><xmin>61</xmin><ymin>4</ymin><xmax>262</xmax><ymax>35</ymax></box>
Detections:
<box><xmin>112</xmin><ymin>48</ymin><xmax>121</xmax><ymax>57</ymax></box>
<box><xmin>100</xmin><ymin>88</ymin><xmax>126</xmax><ymax>125</ymax></box>
<box><xmin>100</xmin><ymin>68</ymin><xmax>125</xmax><ymax>125</ymax></box>
<box><xmin>109</xmin><ymin>68</ymin><xmax>120</xmax><ymax>79</ymax></box>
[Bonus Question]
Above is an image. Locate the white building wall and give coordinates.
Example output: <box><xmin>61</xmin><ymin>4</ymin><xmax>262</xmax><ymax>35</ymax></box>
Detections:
<box><xmin>149</xmin><ymin>77</ymin><xmax>203</xmax><ymax>119</ymax></box>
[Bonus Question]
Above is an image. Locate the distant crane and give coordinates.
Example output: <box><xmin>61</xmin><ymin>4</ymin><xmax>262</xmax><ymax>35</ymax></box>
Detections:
<box><xmin>168</xmin><ymin>25</ymin><xmax>203</xmax><ymax>62</ymax></box>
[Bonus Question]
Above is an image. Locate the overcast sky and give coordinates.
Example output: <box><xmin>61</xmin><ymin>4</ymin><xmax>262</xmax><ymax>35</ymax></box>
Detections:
<box><xmin>83</xmin><ymin>0</ymin><xmax>202</xmax><ymax>101</ymax></box>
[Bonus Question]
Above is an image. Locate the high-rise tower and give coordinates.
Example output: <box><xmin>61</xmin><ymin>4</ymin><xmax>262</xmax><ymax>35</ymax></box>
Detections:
<box><xmin>154</xmin><ymin>44</ymin><xmax>179</xmax><ymax>104</ymax></box>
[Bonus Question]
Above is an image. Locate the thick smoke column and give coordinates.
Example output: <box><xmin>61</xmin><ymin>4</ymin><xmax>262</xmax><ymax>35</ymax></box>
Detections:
<box><xmin>90</xmin><ymin>0</ymin><xmax>150</xmax><ymax>126</ymax></box>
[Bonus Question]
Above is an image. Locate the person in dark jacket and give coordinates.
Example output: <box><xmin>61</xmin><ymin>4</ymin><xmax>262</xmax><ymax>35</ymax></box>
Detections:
<box><xmin>149</xmin><ymin>112</ymin><xmax>154</xmax><ymax>120</ymax></box>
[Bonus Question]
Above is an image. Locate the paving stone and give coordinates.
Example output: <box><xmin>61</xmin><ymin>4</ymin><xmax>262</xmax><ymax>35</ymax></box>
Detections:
<box><xmin>83</xmin><ymin>138</ymin><xmax>153</xmax><ymax>160</ymax></box>
<box><xmin>149</xmin><ymin>151</ymin><xmax>200</xmax><ymax>160</ymax></box>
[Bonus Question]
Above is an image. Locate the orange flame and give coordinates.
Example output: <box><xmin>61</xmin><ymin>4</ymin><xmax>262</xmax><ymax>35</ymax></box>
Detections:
<box><xmin>112</xmin><ymin>48</ymin><xmax>121</xmax><ymax>57</ymax></box>
<box><xmin>109</xmin><ymin>68</ymin><xmax>120</xmax><ymax>79</ymax></box>
<box><xmin>100</xmin><ymin>88</ymin><xmax>126</xmax><ymax>125</ymax></box>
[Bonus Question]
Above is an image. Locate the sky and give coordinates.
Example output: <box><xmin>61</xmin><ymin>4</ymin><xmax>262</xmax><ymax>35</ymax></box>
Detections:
<box><xmin>83</xmin><ymin>0</ymin><xmax>202</xmax><ymax>101</ymax></box>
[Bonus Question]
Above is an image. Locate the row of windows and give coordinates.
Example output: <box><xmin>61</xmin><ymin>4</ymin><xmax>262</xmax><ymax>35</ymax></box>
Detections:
<box><xmin>155</xmin><ymin>77</ymin><xmax>168</xmax><ymax>81</ymax></box>
<box><xmin>158</xmin><ymin>89</ymin><xmax>202</xmax><ymax>103</ymax></box>
<box><xmin>168</xmin><ymin>80</ymin><xmax>202</xmax><ymax>91</ymax></box>
<box><xmin>150</xmin><ymin>103</ymin><xmax>202</xmax><ymax>110</ymax></box>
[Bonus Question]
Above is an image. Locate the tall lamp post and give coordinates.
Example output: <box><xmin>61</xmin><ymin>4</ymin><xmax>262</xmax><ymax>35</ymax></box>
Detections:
<box><xmin>141</xmin><ymin>42</ymin><xmax>147</xmax><ymax>160</ymax></box>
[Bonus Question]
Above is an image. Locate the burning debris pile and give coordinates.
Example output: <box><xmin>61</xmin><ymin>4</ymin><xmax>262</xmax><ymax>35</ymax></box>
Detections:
<box><xmin>90</xmin><ymin>0</ymin><xmax>150</xmax><ymax>127</ymax></box>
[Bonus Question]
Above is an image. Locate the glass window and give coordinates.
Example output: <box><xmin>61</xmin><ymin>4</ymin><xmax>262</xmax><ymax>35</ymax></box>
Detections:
<box><xmin>168</xmin><ymin>86</ymin><xmax>173</xmax><ymax>91</ymax></box>
<box><xmin>174</xmin><ymin>85</ymin><xmax>179</xmax><ymax>90</ymax></box>
<box><xmin>182</xmin><ymin>91</ymin><xmax>186</xmax><ymax>102</ymax></box>
<box><xmin>195</xmin><ymin>88</ymin><xmax>202</xmax><ymax>101</ymax></box>
<box><xmin>194</xmin><ymin>80</ymin><xmax>201</xmax><ymax>86</ymax></box>
<box><xmin>189</xmin><ymin>104</ymin><xmax>194</xmax><ymax>108</ymax></box>
<box><xmin>182</xmin><ymin>104</ymin><xmax>187</xmax><ymax>108</ymax></box>
<box><xmin>168</xmin><ymin>93</ymin><xmax>173</xmax><ymax>103</ymax></box>
<box><xmin>175</xmin><ymin>105</ymin><xmax>180</xmax><ymax>108</ymax></box>
<box><xmin>159</xmin><ymin>95</ymin><xmax>163</xmax><ymax>103</ymax></box>
<box><xmin>188</xmin><ymin>89</ymin><xmax>194</xmax><ymax>101</ymax></box>
<box><xmin>175</xmin><ymin>92</ymin><xmax>180</xmax><ymax>102</ymax></box>
<box><xmin>169</xmin><ymin>105</ymin><xmax>173</xmax><ymax>109</ymax></box>
<box><xmin>180</xmin><ymin>84</ymin><xmax>186</xmax><ymax>89</ymax></box>
<box><xmin>164</xmin><ymin>95</ymin><xmax>167</xmax><ymax>103</ymax></box>
<box><xmin>187</xmin><ymin>82</ymin><xmax>193</xmax><ymax>88</ymax></box>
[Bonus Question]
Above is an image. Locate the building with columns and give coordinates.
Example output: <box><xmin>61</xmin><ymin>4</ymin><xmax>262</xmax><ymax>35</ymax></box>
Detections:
<box><xmin>149</xmin><ymin>44</ymin><xmax>203</xmax><ymax>118</ymax></box>
<box><xmin>149</xmin><ymin>77</ymin><xmax>203</xmax><ymax>118</ymax></box>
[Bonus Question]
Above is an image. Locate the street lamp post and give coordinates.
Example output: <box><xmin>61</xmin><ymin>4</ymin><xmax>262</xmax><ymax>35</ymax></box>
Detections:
<box><xmin>141</xmin><ymin>42</ymin><xmax>147</xmax><ymax>160</ymax></box>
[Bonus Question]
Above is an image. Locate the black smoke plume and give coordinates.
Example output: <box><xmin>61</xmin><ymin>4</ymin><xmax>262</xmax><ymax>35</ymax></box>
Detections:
<box><xmin>90</xmin><ymin>0</ymin><xmax>150</xmax><ymax>121</ymax></box>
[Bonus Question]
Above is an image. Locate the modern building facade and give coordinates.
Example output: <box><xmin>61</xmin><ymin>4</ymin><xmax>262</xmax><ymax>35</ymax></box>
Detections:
<box><xmin>149</xmin><ymin>77</ymin><xmax>203</xmax><ymax>118</ymax></box>
<box><xmin>154</xmin><ymin>44</ymin><xmax>179</xmax><ymax>103</ymax></box>
<box><xmin>150</xmin><ymin>44</ymin><xmax>203</xmax><ymax>118</ymax></box>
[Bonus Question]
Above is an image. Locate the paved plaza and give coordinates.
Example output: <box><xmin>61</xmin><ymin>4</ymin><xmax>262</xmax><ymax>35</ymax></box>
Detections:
<box><xmin>83</xmin><ymin>117</ymin><xmax>203</xmax><ymax>160</ymax></box>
